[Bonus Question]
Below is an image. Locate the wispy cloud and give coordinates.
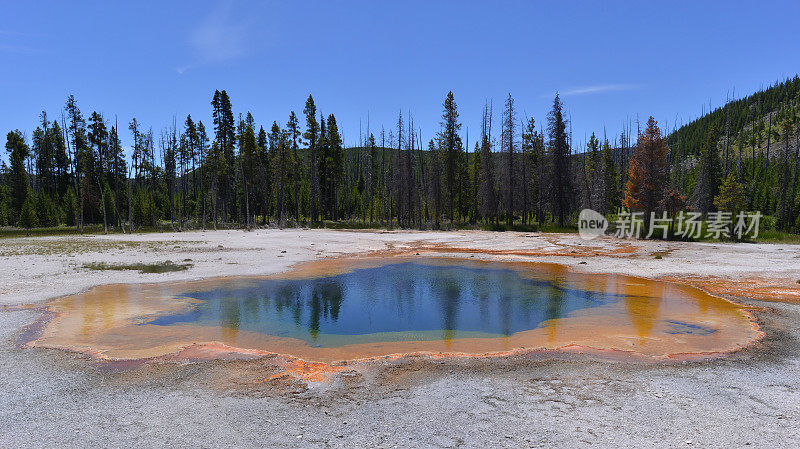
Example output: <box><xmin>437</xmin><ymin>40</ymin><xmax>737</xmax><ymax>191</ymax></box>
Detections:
<box><xmin>0</xmin><ymin>29</ymin><xmax>47</xmax><ymax>38</ymax></box>
<box><xmin>0</xmin><ymin>29</ymin><xmax>44</xmax><ymax>54</ymax></box>
<box><xmin>0</xmin><ymin>43</ymin><xmax>37</xmax><ymax>54</ymax></box>
<box><xmin>558</xmin><ymin>83</ymin><xmax>641</xmax><ymax>96</ymax></box>
<box><xmin>177</xmin><ymin>3</ymin><xmax>250</xmax><ymax>74</ymax></box>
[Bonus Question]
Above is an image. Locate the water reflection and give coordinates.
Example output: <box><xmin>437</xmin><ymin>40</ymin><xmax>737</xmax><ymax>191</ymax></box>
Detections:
<box><xmin>145</xmin><ymin>262</ymin><xmax>626</xmax><ymax>346</ymax></box>
<box><xmin>38</xmin><ymin>258</ymin><xmax>760</xmax><ymax>362</ymax></box>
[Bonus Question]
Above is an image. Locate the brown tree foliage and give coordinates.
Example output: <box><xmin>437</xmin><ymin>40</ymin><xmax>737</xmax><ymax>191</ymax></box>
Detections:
<box><xmin>622</xmin><ymin>116</ymin><xmax>669</xmax><ymax>227</ymax></box>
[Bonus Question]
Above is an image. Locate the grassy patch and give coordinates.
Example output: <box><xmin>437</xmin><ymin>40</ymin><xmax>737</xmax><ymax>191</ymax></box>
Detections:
<box><xmin>747</xmin><ymin>230</ymin><xmax>800</xmax><ymax>244</ymax></box>
<box><xmin>0</xmin><ymin>240</ymin><xmax>145</xmax><ymax>257</ymax></box>
<box><xmin>478</xmin><ymin>222</ymin><xmax>540</xmax><ymax>232</ymax></box>
<box><xmin>0</xmin><ymin>222</ymin><xmax>238</xmax><ymax>239</ymax></box>
<box><xmin>537</xmin><ymin>223</ymin><xmax>579</xmax><ymax>233</ymax></box>
<box><xmin>2</xmin><ymin>218</ymin><xmax>583</xmax><ymax>236</ymax></box>
<box><xmin>82</xmin><ymin>260</ymin><xmax>192</xmax><ymax>274</ymax></box>
<box><xmin>0</xmin><ymin>225</ymin><xmax>110</xmax><ymax>239</ymax></box>
<box><xmin>320</xmin><ymin>220</ymin><xmax>392</xmax><ymax>230</ymax></box>
<box><xmin>4</xmin><ymin>218</ymin><xmax>797</xmax><ymax>244</ymax></box>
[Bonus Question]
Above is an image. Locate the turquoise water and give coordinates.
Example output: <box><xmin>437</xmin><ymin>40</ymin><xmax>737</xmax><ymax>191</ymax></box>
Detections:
<box><xmin>144</xmin><ymin>261</ymin><xmax>627</xmax><ymax>346</ymax></box>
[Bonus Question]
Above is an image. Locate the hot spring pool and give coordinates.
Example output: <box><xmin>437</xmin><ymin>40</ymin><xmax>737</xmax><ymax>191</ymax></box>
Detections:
<box><xmin>28</xmin><ymin>257</ymin><xmax>760</xmax><ymax>362</ymax></box>
<box><xmin>147</xmin><ymin>262</ymin><xmax>650</xmax><ymax>345</ymax></box>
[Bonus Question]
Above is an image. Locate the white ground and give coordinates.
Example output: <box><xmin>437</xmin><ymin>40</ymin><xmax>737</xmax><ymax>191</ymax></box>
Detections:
<box><xmin>1</xmin><ymin>229</ymin><xmax>797</xmax><ymax>305</ymax></box>
<box><xmin>1</xmin><ymin>229</ymin><xmax>799</xmax><ymax>448</ymax></box>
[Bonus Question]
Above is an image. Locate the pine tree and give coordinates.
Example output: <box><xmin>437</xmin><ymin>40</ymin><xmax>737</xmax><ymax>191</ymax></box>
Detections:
<box><xmin>65</xmin><ymin>95</ymin><xmax>88</xmax><ymax>232</ymax></box>
<box><xmin>0</xmin><ymin>178</ymin><xmax>10</xmax><ymax>227</ymax></box>
<box><xmin>139</xmin><ymin>128</ymin><xmax>156</xmax><ymax>227</ymax></box>
<box><xmin>393</xmin><ymin>111</ymin><xmax>404</xmax><ymax>224</ymax></box>
<box><xmin>501</xmin><ymin>94</ymin><xmax>516</xmax><ymax>226</ymax></box>
<box><xmin>108</xmin><ymin>123</ymin><xmax>126</xmax><ymax>228</ymax></box>
<box><xmin>19</xmin><ymin>191</ymin><xmax>37</xmax><ymax>236</ymax></box>
<box><xmin>287</xmin><ymin>111</ymin><xmax>301</xmax><ymax>222</ymax></box>
<box><xmin>5</xmin><ymin>130</ymin><xmax>30</xmax><ymax>217</ymax></box>
<box><xmin>326</xmin><ymin>114</ymin><xmax>343</xmax><ymax>220</ymax></box>
<box><xmin>318</xmin><ymin>115</ymin><xmax>329</xmax><ymax>219</ymax></box>
<box><xmin>127</xmin><ymin>117</ymin><xmax>141</xmax><ymax>232</ymax></box>
<box><xmin>582</xmin><ymin>132</ymin><xmax>601</xmax><ymax>211</ymax></box>
<box><xmin>303</xmin><ymin>95</ymin><xmax>320</xmax><ymax>223</ymax></box>
<box><xmin>469</xmin><ymin>140</ymin><xmax>481</xmax><ymax>224</ymax></box>
<box><xmin>622</xmin><ymin>116</ymin><xmax>669</xmax><ymax>231</ymax></box>
<box><xmin>438</xmin><ymin>92</ymin><xmax>462</xmax><ymax>222</ymax></box>
<box><xmin>367</xmin><ymin>133</ymin><xmax>378</xmax><ymax>223</ymax></box>
<box><xmin>196</xmin><ymin>121</ymin><xmax>210</xmax><ymax>228</ymax></box>
<box><xmin>206</xmin><ymin>138</ymin><xmax>226</xmax><ymax>229</ymax></box>
<box><xmin>601</xmin><ymin>138</ymin><xmax>618</xmax><ymax>214</ymax></box>
<box><xmin>268</xmin><ymin>121</ymin><xmax>287</xmax><ymax>225</ymax></box>
<box><xmin>211</xmin><ymin>90</ymin><xmax>236</xmax><ymax>221</ymax></box>
<box><xmin>662</xmin><ymin>189</ymin><xmax>687</xmax><ymax>236</ymax></box>
<box><xmin>50</xmin><ymin>120</ymin><xmax>70</xmax><ymax>199</ymax></box>
<box><xmin>163</xmin><ymin>127</ymin><xmax>178</xmax><ymax>229</ymax></box>
<box><xmin>478</xmin><ymin>105</ymin><xmax>496</xmax><ymax>224</ymax></box>
<box><xmin>256</xmin><ymin>125</ymin><xmax>271</xmax><ymax>224</ymax></box>
<box><xmin>695</xmin><ymin>123</ymin><xmax>720</xmax><ymax>214</ymax></box>
<box><xmin>789</xmin><ymin>114</ymin><xmax>800</xmax><ymax>229</ymax></box>
<box><xmin>393</xmin><ymin>111</ymin><xmax>416</xmax><ymax>226</ymax></box>
<box><xmin>32</xmin><ymin>112</ymin><xmax>56</xmax><ymax>198</ymax></box>
<box><xmin>778</xmin><ymin>117</ymin><xmax>795</xmax><ymax>230</ymax></box>
<box><xmin>428</xmin><ymin>139</ymin><xmax>442</xmax><ymax>228</ymax></box>
<box><xmin>547</xmin><ymin>94</ymin><xmax>573</xmax><ymax>227</ymax></box>
<box><xmin>88</xmin><ymin>111</ymin><xmax>108</xmax><ymax>233</ymax></box>
<box><xmin>714</xmin><ymin>173</ymin><xmax>746</xmax><ymax>216</ymax></box>
<box><xmin>240</xmin><ymin>118</ymin><xmax>258</xmax><ymax>228</ymax></box>
<box><xmin>521</xmin><ymin>117</ymin><xmax>540</xmax><ymax>224</ymax></box>
<box><xmin>87</xmin><ymin>112</ymin><xmax>108</xmax><ymax>178</ymax></box>
<box><xmin>182</xmin><ymin>114</ymin><xmax>198</xmax><ymax>229</ymax></box>
<box><xmin>33</xmin><ymin>188</ymin><xmax>59</xmax><ymax>227</ymax></box>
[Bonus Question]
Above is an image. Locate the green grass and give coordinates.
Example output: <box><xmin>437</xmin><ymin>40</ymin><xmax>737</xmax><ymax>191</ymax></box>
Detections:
<box><xmin>0</xmin><ymin>222</ymin><xmax>241</xmax><ymax>239</ymax></box>
<box><xmin>82</xmin><ymin>260</ymin><xmax>192</xmax><ymax>274</ymax></box>
<box><xmin>478</xmin><ymin>222</ymin><xmax>538</xmax><ymax>232</ymax></box>
<box><xmin>0</xmin><ymin>225</ymin><xmax>111</xmax><ymax>238</ymax></box>
<box><xmin>320</xmin><ymin>220</ymin><xmax>393</xmax><ymax>230</ymax></box>
<box><xmin>3</xmin><ymin>217</ymin><xmax>796</xmax><ymax>244</ymax></box>
<box><xmin>538</xmin><ymin>223</ymin><xmax>578</xmax><ymax>233</ymax></box>
<box><xmin>0</xmin><ymin>240</ymin><xmax>147</xmax><ymax>257</ymax></box>
<box><xmin>321</xmin><ymin>220</ymin><xmax>563</xmax><ymax>233</ymax></box>
<box><xmin>747</xmin><ymin>230</ymin><xmax>800</xmax><ymax>244</ymax></box>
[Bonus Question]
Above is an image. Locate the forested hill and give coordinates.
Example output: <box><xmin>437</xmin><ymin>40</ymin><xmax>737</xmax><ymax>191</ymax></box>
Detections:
<box><xmin>661</xmin><ymin>74</ymin><xmax>800</xmax><ymax>232</ymax></box>
<box><xmin>4</xmin><ymin>81</ymin><xmax>800</xmax><ymax>237</ymax></box>
<box><xmin>668</xmin><ymin>75</ymin><xmax>800</xmax><ymax>157</ymax></box>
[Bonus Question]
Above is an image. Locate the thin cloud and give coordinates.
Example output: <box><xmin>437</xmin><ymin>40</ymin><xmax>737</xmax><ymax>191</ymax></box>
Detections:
<box><xmin>0</xmin><ymin>29</ymin><xmax>43</xmax><ymax>54</ymax></box>
<box><xmin>177</xmin><ymin>3</ymin><xmax>250</xmax><ymax>74</ymax></box>
<box><xmin>0</xmin><ymin>43</ymin><xmax>37</xmax><ymax>54</ymax></box>
<box><xmin>0</xmin><ymin>29</ymin><xmax>47</xmax><ymax>38</ymax></box>
<box><xmin>558</xmin><ymin>83</ymin><xmax>641</xmax><ymax>96</ymax></box>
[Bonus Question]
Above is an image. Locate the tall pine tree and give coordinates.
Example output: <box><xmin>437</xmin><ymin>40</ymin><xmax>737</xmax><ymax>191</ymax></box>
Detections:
<box><xmin>547</xmin><ymin>94</ymin><xmax>573</xmax><ymax>226</ymax></box>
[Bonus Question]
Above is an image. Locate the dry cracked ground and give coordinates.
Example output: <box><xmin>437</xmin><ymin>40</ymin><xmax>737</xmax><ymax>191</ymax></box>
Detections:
<box><xmin>1</xmin><ymin>229</ymin><xmax>799</xmax><ymax>448</ymax></box>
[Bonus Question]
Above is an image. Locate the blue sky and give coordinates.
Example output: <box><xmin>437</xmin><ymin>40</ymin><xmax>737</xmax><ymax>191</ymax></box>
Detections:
<box><xmin>2</xmin><ymin>1</ymin><xmax>799</xmax><ymax>162</ymax></box>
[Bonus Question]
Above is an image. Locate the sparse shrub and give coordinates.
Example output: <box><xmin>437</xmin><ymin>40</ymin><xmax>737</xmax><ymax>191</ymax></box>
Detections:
<box><xmin>82</xmin><ymin>260</ymin><xmax>192</xmax><ymax>274</ymax></box>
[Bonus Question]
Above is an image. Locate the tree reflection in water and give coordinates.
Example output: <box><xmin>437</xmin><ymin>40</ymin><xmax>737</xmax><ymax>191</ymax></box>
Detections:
<box><xmin>146</xmin><ymin>261</ymin><xmax>627</xmax><ymax>346</ymax></box>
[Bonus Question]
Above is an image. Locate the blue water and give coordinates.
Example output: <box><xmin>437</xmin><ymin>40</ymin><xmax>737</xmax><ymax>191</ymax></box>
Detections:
<box><xmin>143</xmin><ymin>261</ymin><xmax>628</xmax><ymax>346</ymax></box>
<box><xmin>664</xmin><ymin>320</ymin><xmax>716</xmax><ymax>335</ymax></box>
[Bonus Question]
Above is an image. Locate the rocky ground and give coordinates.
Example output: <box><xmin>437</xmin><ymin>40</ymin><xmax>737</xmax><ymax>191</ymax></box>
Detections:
<box><xmin>1</xmin><ymin>229</ymin><xmax>799</xmax><ymax>448</ymax></box>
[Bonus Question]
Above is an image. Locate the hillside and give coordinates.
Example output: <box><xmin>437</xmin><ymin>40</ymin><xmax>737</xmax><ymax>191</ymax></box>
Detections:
<box><xmin>661</xmin><ymin>75</ymin><xmax>800</xmax><ymax>228</ymax></box>
<box><xmin>668</xmin><ymin>75</ymin><xmax>800</xmax><ymax>158</ymax></box>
